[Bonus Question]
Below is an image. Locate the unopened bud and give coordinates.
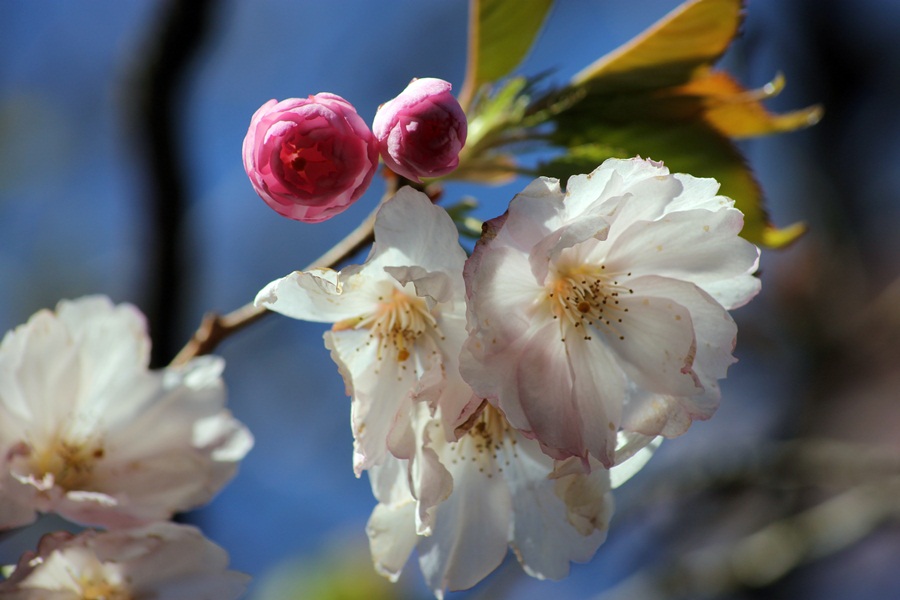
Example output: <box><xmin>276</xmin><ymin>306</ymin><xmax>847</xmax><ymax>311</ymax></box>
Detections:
<box><xmin>242</xmin><ymin>94</ymin><xmax>379</xmax><ymax>223</ymax></box>
<box><xmin>373</xmin><ymin>78</ymin><xmax>467</xmax><ymax>183</ymax></box>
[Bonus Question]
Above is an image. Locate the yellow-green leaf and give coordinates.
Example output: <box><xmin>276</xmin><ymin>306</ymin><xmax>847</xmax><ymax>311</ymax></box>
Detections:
<box><xmin>664</xmin><ymin>71</ymin><xmax>823</xmax><ymax>138</ymax></box>
<box><xmin>573</xmin><ymin>0</ymin><xmax>743</xmax><ymax>91</ymax></box>
<box><xmin>459</xmin><ymin>0</ymin><xmax>554</xmax><ymax>108</ymax></box>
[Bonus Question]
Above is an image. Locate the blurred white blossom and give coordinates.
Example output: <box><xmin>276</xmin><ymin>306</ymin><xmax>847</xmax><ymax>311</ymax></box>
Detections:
<box><xmin>0</xmin><ymin>522</ymin><xmax>249</xmax><ymax>599</ymax></box>
<box><xmin>0</xmin><ymin>296</ymin><xmax>253</xmax><ymax>530</ymax></box>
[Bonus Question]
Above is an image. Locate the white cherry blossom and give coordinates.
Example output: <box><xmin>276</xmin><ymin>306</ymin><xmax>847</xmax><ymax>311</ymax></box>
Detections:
<box><xmin>366</xmin><ymin>402</ymin><xmax>658</xmax><ymax>597</ymax></box>
<box><xmin>255</xmin><ymin>187</ymin><xmax>480</xmax><ymax>485</ymax></box>
<box><xmin>461</xmin><ymin>157</ymin><xmax>761</xmax><ymax>467</ymax></box>
<box><xmin>0</xmin><ymin>296</ymin><xmax>253</xmax><ymax>530</ymax></box>
<box><xmin>0</xmin><ymin>522</ymin><xmax>249</xmax><ymax>599</ymax></box>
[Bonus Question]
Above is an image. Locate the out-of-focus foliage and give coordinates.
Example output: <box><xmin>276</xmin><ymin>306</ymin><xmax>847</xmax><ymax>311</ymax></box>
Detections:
<box><xmin>253</xmin><ymin>543</ymin><xmax>422</xmax><ymax>600</ymax></box>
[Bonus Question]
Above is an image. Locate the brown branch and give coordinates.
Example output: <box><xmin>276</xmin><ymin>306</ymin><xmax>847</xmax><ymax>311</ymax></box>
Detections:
<box><xmin>169</xmin><ymin>181</ymin><xmax>404</xmax><ymax>367</ymax></box>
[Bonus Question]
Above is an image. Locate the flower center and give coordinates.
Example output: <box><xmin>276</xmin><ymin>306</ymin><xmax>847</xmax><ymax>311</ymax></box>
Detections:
<box><xmin>335</xmin><ymin>287</ymin><xmax>438</xmax><ymax>363</ymax></box>
<box><xmin>447</xmin><ymin>404</ymin><xmax>517</xmax><ymax>479</ymax></box>
<box><xmin>29</xmin><ymin>435</ymin><xmax>105</xmax><ymax>492</ymax></box>
<box><xmin>547</xmin><ymin>263</ymin><xmax>633</xmax><ymax>342</ymax></box>
<box><xmin>79</xmin><ymin>577</ymin><xmax>131</xmax><ymax>600</ymax></box>
<box><xmin>281</xmin><ymin>136</ymin><xmax>339</xmax><ymax>193</ymax></box>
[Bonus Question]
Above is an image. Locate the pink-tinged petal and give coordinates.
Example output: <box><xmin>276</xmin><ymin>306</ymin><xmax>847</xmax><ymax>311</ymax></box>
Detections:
<box><xmin>565</xmin><ymin>334</ymin><xmax>627</xmax><ymax>465</ymax></box>
<box><xmin>528</xmin><ymin>213</ymin><xmax>611</xmax><ymax>283</ymax></box>
<box><xmin>367</xmin><ymin>410</ymin><xmax>453</xmax><ymax>539</ymax></box>
<box><xmin>366</xmin><ymin>406</ymin><xmax>627</xmax><ymax>594</ymax></box>
<box><xmin>602</xmin><ymin>175</ymin><xmax>685</xmax><ymax>243</ymax></box>
<box><xmin>509</xmin><ymin>321</ymin><xmax>587</xmax><ymax>459</ymax></box>
<box><xmin>463</xmin><ymin>158</ymin><xmax>759</xmax><ymax>465</ymax></box>
<box><xmin>605</xmin><ymin>207</ymin><xmax>761</xmax><ymax>309</ymax></box>
<box><xmin>255</xmin><ymin>267</ymin><xmax>376</xmax><ymax>323</ymax></box>
<box><xmin>611</xmin><ymin>283</ymin><xmax>702</xmax><ymax>398</ymax></box>
<box><xmin>464</xmin><ymin>243</ymin><xmax>544</xmax><ymax>347</ymax></box>
<box><xmin>564</xmin><ymin>157</ymin><xmax>670</xmax><ymax>218</ymax></box>
<box><xmin>668</xmin><ymin>173</ymin><xmax>730</xmax><ymax>212</ymax></box>
<box><xmin>384</xmin><ymin>266</ymin><xmax>455</xmax><ymax>306</ymax></box>
<box><xmin>619</xmin><ymin>276</ymin><xmax>739</xmax><ymax>437</ymax></box>
<box><xmin>501</xmin><ymin>178</ymin><xmax>567</xmax><ymax>251</ymax></box>
<box><xmin>0</xmin><ymin>310</ymin><xmax>81</xmax><ymax>433</ymax></box>
<box><xmin>401</xmin><ymin>408</ymin><xmax>453</xmax><ymax>534</ymax></box>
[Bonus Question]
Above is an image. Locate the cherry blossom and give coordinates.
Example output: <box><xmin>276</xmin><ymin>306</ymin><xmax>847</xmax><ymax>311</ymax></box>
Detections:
<box><xmin>0</xmin><ymin>296</ymin><xmax>253</xmax><ymax>530</ymax></box>
<box><xmin>255</xmin><ymin>188</ymin><xmax>480</xmax><ymax>486</ymax></box>
<box><xmin>461</xmin><ymin>157</ymin><xmax>761</xmax><ymax>467</ymax></box>
<box><xmin>0</xmin><ymin>522</ymin><xmax>249</xmax><ymax>599</ymax></box>
<box><xmin>366</xmin><ymin>402</ymin><xmax>658</xmax><ymax>597</ymax></box>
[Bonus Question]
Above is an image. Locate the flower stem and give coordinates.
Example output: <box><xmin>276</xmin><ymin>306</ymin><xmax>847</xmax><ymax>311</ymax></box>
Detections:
<box><xmin>169</xmin><ymin>181</ymin><xmax>401</xmax><ymax>367</ymax></box>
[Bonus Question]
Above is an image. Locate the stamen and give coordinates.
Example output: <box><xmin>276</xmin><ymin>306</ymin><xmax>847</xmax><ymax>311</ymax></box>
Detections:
<box><xmin>548</xmin><ymin>263</ymin><xmax>633</xmax><ymax>342</ymax></box>
<box><xmin>335</xmin><ymin>286</ymin><xmax>439</xmax><ymax>364</ymax></box>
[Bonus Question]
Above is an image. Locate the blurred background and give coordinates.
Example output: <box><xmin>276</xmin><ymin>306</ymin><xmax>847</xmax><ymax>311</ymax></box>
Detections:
<box><xmin>2</xmin><ymin>0</ymin><xmax>899</xmax><ymax>598</ymax></box>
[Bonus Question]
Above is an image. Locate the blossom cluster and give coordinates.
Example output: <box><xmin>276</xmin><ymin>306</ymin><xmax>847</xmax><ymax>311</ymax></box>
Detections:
<box><xmin>243</xmin><ymin>77</ymin><xmax>467</xmax><ymax>223</ymax></box>
<box><xmin>256</xmin><ymin>155</ymin><xmax>761</xmax><ymax>595</ymax></box>
<box><xmin>0</xmin><ymin>297</ymin><xmax>251</xmax><ymax>597</ymax></box>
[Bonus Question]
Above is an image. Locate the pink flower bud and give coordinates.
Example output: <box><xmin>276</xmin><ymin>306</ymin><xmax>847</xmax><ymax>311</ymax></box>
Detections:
<box><xmin>242</xmin><ymin>94</ymin><xmax>379</xmax><ymax>223</ymax></box>
<box><xmin>373</xmin><ymin>78</ymin><xmax>467</xmax><ymax>183</ymax></box>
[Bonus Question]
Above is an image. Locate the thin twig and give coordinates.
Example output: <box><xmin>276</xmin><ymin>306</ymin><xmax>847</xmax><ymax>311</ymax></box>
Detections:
<box><xmin>169</xmin><ymin>182</ymin><xmax>400</xmax><ymax>367</ymax></box>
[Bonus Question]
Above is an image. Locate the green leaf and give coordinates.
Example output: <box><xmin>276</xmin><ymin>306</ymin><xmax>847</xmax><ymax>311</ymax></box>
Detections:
<box><xmin>459</xmin><ymin>0</ymin><xmax>554</xmax><ymax>108</ymax></box>
<box><xmin>539</xmin><ymin>121</ymin><xmax>806</xmax><ymax>248</ymax></box>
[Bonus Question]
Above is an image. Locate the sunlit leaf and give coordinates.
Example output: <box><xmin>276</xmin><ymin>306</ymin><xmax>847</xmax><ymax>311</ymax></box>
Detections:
<box><xmin>667</xmin><ymin>71</ymin><xmax>823</xmax><ymax>138</ymax></box>
<box><xmin>459</xmin><ymin>0</ymin><xmax>554</xmax><ymax>108</ymax></box>
<box><xmin>573</xmin><ymin>0</ymin><xmax>743</xmax><ymax>91</ymax></box>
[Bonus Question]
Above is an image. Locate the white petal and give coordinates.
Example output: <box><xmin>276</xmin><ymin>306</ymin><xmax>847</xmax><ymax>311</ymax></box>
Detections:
<box><xmin>367</xmin><ymin>500</ymin><xmax>419</xmax><ymax>582</ymax></box>
<box><xmin>325</xmin><ymin>329</ymin><xmax>417</xmax><ymax>473</ymax></box>
<box><xmin>508</xmin><ymin>435</ymin><xmax>611</xmax><ymax>580</ymax></box>
<box><xmin>610</xmin><ymin>434</ymin><xmax>662</xmax><ymax>488</ymax></box>
<box><xmin>255</xmin><ymin>268</ymin><xmax>376</xmax><ymax>322</ymax></box>
<box><xmin>605</xmin><ymin>207</ymin><xmax>761</xmax><ymax>309</ymax></box>
<box><xmin>417</xmin><ymin>451</ymin><xmax>511</xmax><ymax>596</ymax></box>
<box><xmin>368</xmin><ymin>187</ymin><xmax>467</xmax><ymax>276</ymax></box>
